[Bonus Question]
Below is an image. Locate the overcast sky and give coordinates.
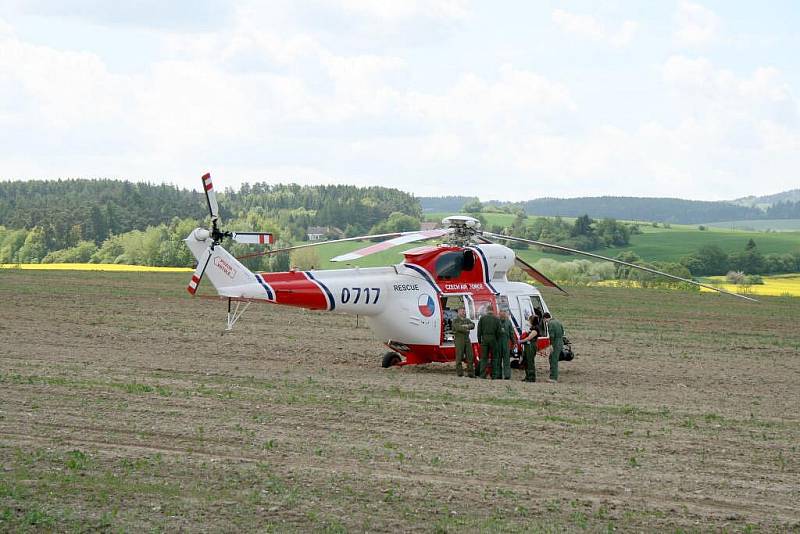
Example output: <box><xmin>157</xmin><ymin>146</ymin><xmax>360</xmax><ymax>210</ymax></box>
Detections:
<box><xmin>1</xmin><ymin>1</ymin><xmax>798</xmax><ymax>200</ymax></box>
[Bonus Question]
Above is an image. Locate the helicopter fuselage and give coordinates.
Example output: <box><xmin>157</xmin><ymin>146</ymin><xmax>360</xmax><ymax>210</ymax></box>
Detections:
<box><xmin>186</xmin><ymin>230</ymin><xmax>551</xmax><ymax>366</ymax></box>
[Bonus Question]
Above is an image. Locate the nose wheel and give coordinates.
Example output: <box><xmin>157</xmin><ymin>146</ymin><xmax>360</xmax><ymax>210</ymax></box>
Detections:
<box><xmin>381</xmin><ymin>351</ymin><xmax>402</xmax><ymax>368</ymax></box>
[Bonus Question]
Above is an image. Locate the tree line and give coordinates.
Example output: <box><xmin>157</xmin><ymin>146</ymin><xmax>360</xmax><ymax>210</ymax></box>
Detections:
<box><xmin>0</xmin><ymin>179</ymin><xmax>422</xmax><ymax>265</ymax></box>
<box><xmin>486</xmin><ymin>212</ymin><xmax>638</xmax><ymax>252</ymax></box>
<box><xmin>679</xmin><ymin>239</ymin><xmax>800</xmax><ymax>276</ymax></box>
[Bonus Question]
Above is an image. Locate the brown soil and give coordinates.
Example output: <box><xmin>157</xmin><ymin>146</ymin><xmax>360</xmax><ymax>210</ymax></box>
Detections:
<box><xmin>1</xmin><ymin>270</ymin><xmax>798</xmax><ymax>532</ymax></box>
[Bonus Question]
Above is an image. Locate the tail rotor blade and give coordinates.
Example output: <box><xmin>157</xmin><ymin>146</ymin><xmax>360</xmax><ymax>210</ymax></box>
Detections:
<box><xmin>187</xmin><ymin>247</ymin><xmax>212</xmax><ymax>295</ymax></box>
<box><xmin>232</xmin><ymin>232</ymin><xmax>274</xmax><ymax>245</ymax></box>
<box><xmin>202</xmin><ymin>172</ymin><xmax>220</xmax><ymax>224</ymax></box>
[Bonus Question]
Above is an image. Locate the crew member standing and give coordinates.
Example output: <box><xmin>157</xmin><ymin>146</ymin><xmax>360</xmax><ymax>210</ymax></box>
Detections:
<box><xmin>477</xmin><ymin>306</ymin><xmax>500</xmax><ymax>379</ymax></box>
<box><xmin>543</xmin><ymin>312</ymin><xmax>564</xmax><ymax>383</ymax></box>
<box><xmin>519</xmin><ymin>314</ymin><xmax>540</xmax><ymax>382</ymax></box>
<box><xmin>452</xmin><ymin>307</ymin><xmax>476</xmax><ymax>378</ymax></box>
<box><xmin>497</xmin><ymin>310</ymin><xmax>514</xmax><ymax>380</ymax></box>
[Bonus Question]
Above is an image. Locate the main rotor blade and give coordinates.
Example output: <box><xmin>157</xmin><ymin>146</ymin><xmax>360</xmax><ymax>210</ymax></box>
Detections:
<box><xmin>187</xmin><ymin>246</ymin><xmax>212</xmax><ymax>295</ymax></box>
<box><xmin>201</xmin><ymin>172</ymin><xmax>220</xmax><ymax>225</ymax></box>
<box><xmin>477</xmin><ymin>235</ymin><xmax>568</xmax><ymax>294</ymax></box>
<box><xmin>515</xmin><ymin>256</ymin><xmax>569</xmax><ymax>295</ymax></box>
<box><xmin>235</xmin><ymin>229</ymin><xmax>449</xmax><ymax>261</ymax></box>
<box><xmin>232</xmin><ymin>232</ymin><xmax>274</xmax><ymax>245</ymax></box>
<box><xmin>331</xmin><ymin>229</ymin><xmax>450</xmax><ymax>262</ymax></box>
<box><xmin>483</xmin><ymin>231</ymin><xmax>758</xmax><ymax>302</ymax></box>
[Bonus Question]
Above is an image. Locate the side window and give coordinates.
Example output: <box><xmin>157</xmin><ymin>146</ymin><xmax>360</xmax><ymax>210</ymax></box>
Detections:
<box><xmin>518</xmin><ymin>296</ymin><xmax>534</xmax><ymax>322</ymax></box>
<box><xmin>474</xmin><ymin>297</ymin><xmax>494</xmax><ymax>318</ymax></box>
<box><xmin>496</xmin><ymin>295</ymin><xmax>512</xmax><ymax>316</ymax></box>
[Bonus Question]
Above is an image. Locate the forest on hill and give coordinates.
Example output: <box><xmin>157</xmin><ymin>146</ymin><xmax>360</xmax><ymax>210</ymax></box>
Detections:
<box><xmin>0</xmin><ymin>179</ymin><xmax>421</xmax><ymax>268</ymax></box>
<box><xmin>2</xmin><ymin>179</ymin><xmax>799</xmax><ymax>280</ymax></box>
<box><xmin>420</xmin><ymin>194</ymin><xmax>800</xmax><ymax>224</ymax></box>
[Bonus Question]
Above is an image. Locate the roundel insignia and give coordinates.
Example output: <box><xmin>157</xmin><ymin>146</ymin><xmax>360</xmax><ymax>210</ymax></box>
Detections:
<box><xmin>417</xmin><ymin>294</ymin><xmax>435</xmax><ymax>317</ymax></box>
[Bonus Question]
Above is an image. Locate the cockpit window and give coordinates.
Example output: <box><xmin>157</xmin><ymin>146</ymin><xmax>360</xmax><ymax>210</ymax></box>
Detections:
<box><xmin>435</xmin><ymin>251</ymin><xmax>475</xmax><ymax>280</ymax></box>
<box><xmin>435</xmin><ymin>252</ymin><xmax>462</xmax><ymax>279</ymax></box>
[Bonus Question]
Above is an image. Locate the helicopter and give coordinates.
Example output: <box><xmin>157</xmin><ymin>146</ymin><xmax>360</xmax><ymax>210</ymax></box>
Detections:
<box><xmin>185</xmin><ymin>173</ymin><xmax>754</xmax><ymax>369</ymax></box>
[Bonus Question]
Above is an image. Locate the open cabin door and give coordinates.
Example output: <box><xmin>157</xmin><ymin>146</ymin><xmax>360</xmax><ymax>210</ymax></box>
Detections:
<box><xmin>440</xmin><ymin>294</ymin><xmax>476</xmax><ymax>346</ymax></box>
<box><xmin>517</xmin><ymin>295</ymin><xmax>547</xmax><ymax>337</ymax></box>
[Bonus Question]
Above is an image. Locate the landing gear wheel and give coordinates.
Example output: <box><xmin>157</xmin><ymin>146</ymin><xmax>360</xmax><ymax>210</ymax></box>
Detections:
<box><xmin>382</xmin><ymin>351</ymin><xmax>402</xmax><ymax>368</ymax></box>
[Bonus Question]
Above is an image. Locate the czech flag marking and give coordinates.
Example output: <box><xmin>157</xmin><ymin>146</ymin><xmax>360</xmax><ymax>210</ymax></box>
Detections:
<box><xmin>418</xmin><ymin>294</ymin><xmax>436</xmax><ymax>317</ymax></box>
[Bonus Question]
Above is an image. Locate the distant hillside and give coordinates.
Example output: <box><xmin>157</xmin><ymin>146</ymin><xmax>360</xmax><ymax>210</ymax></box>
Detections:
<box><xmin>419</xmin><ymin>196</ymin><xmax>478</xmax><ymax>213</ymax></box>
<box><xmin>422</xmin><ymin>192</ymin><xmax>800</xmax><ymax>224</ymax></box>
<box><xmin>519</xmin><ymin>197</ymin><xmax>764</xmax><ymax>224</ymax></box>
<box><xmin>732</xmin><ymin>189</ymin><xmax>800</xmax><ymax>208</ymax></box>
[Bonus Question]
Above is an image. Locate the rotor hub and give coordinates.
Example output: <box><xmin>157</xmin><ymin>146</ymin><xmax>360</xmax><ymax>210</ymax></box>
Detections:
<box><xmin>442</xmin><ymin>215</ymin><xmax>481</xmax><ymax>247</ymax></box>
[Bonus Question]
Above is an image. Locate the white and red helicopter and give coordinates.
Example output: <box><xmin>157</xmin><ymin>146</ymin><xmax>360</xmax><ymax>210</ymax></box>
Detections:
<box><xmin>185</xmin><ymin>173</ymin><xmax>754</xmax><ymax>369</ymax></box>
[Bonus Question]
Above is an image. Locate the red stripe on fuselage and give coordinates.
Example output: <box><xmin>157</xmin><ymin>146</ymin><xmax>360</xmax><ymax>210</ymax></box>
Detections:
<box><xmin>257</xmin><ymin>271</ymin><xmax>328</xmax><ymax>310</ymax></box>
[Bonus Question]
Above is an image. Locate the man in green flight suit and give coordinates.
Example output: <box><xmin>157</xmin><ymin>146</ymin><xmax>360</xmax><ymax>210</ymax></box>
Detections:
<box><xmin>477</xmin><ymin>306</ymin><xmax>501</xmax><ymax>379</ymax></box>
<box><xmin>452</xmin><ymin>307</ymin><xmax>476</xmax><ymax>378</ymax></box>
<box><xmin>497</xmin><ymin>310</ymin><xmax>514</xmax><ymax>380</ymax></box>
<box><xmin>543</xmin><ymin>312</ymin><xmax>564</xmax><ymax>383</ymax></box>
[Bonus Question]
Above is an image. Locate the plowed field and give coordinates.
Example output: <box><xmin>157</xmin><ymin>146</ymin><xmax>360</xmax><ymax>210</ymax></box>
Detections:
<box><xmin>1</xmin><ymin>270</ymin><xmax>798</xmax><ymax>532</ymax></box>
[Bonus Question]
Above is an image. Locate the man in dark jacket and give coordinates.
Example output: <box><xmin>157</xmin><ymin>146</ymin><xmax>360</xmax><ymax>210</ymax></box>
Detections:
<box><xmin>477</xmin><ymin>307</ymin><xmax>501</xmax><ymax>379</ymax></box>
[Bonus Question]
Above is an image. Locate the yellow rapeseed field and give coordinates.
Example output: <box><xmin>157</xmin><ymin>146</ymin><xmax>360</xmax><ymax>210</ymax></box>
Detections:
<box><xmin>701</xmin><ymin>275</ymin><xmax>800</xmax><ymax>297</ymax></box>
<box><xmin>0</xmin><ymin>263</ymin><xmax>193</xmax><ymax>273</ymax></box>
<box><xmin>585</xmin><ymin>276</ymin><xmax>799</xmax><ymax>297</ymax></box>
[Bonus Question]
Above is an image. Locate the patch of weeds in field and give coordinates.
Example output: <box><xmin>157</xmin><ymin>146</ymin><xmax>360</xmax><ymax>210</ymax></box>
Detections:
<box><xmin>703</xmin><ymin>412</ymin><xmax>725</xmax><ymax>425</ymax></box>
<box><xmin>628</xmin><ymin>456</ymin><xmax>640</xmax><ymax>468</ymax></box>
<box><xmin>120</xmin><ymin>382</ymin><xmax>154</xmax><ymax>394</ymax></box>
<box><xmin>776</xmin><ymin>449</ymin><xmax>787</xmax><ymax>472</ymax></box>
<box><xmin>194</xmin><ymin>425</ymin><xmax>205</xmax><ymax>443</ymax></box>
<box><xmin>544</xmin><ymin>414</ymin><xmax>586</xmax><ymax>426</ymax></box>
<box><xmin>119</xmin><ymin>453</ymin><xmax>163</xmax><ymax>474</ymax></box>
<box><xmin>65</xmin><ymin>449</ymin><xmax>89</xmax><ymax>471</ymax></box>
<box><xmin>352</xmin><ymin>447</ymin><xmax>373</xmax><ymax>462</ymax></box>
<box><xmin>680</xmin><ymin>418</ymin><xmax>697</xmax><ymax>429</ymax></box>
<box><xmin>262</xmin><ymin>439</ymin><xmax>276</xmax><ymax>450</ymax></box>
<box><xmin>571</xmin><ymin>510</ymin><xmax>589</xmax><ymax>529</ymax></box>
<box><xmin>470</xmin><ymin>427</ymin><xmax>499</xmax><ymax>443</ymax></box>
<box><xmin>24</xmin><ymin>507</ymin><xmax>56</xmax><ymax>528</ymax></box>
<box><xmin>382</xmin><ymin>487</ymin><xmax>401</xmax><ymax>503</ymax></box>
<box><xmin>0</xmin><ymin>480</ymin><xmax>28</xmax><ymax>500</ymax></box>
<box><xmin>545</xmin><ymin>498</ymin><xmax>562</xmax><ymax>513</ymax></box>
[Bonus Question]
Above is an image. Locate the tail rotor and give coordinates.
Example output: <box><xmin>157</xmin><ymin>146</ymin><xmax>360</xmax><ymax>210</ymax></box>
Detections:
<box><xmin>187</xmin><ymin>173</ymin><xmax>273</xmax><ymax>295</ymax></box>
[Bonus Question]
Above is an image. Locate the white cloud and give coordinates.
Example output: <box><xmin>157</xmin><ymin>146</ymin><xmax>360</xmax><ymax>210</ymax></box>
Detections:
<box><xmin>405</xmin><ymin>65</ymin><xmax>576</xmax><ymax>128</ymax></box>
<box><xmin>552</xmin><ymin>9</ymin><xmax>638</xmax><ymax>47</ymax></box>
<box><xmin>335</xmin><ymin>0</ymin><xmax>469</xmax><ymax>22</ymax></box>
<box><xmin>674</xmin><ymin>1</ymin><xmax>720</xmax><ymax>47</ymax></box>
<box><xmin>1</xmin><ymin>7</ymin><xmax>799</xmax><ymax>201</ymax></box>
